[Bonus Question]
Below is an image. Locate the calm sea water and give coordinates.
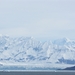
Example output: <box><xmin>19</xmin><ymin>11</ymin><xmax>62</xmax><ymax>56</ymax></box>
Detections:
<box><xmin>0</xmin><ymin>71</ymin><xmax>75</xmax><ymax>75</ymax></box>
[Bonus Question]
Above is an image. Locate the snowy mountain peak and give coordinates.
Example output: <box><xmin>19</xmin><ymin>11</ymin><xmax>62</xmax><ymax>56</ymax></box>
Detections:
<box><xmin>53</xmin><ymin>37</ymin><xmax>72</xmax><ymax>45</ymax></box>
<box><xmin>0</xmin><ymin>35</ymin><xmax>75</xmax><ymax>64</ymax></box>
<box><xmin>62</xmin><ymin>37</ymin><xmax>71</xmax><ymax>42</ymax></box>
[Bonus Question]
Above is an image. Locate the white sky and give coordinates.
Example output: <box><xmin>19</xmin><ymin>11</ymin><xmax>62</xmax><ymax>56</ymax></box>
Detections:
<box><xmin>0</xmin><ymin>0</ymin><xmax>75</xmax><ymax>41</ymax></box>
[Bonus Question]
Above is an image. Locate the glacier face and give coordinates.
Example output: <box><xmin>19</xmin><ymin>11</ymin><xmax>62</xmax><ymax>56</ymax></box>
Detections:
<box><xmin>0</xmin><ymin>35</ymin><xmax>75</xmax><ymax>65</ymax></box>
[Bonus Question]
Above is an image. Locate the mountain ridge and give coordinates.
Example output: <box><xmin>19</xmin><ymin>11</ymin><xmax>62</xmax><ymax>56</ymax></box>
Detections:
<box><xmin>0</xmin><ymin>35</ymin><xmax>75</xmax><ymax>65</ymax></box>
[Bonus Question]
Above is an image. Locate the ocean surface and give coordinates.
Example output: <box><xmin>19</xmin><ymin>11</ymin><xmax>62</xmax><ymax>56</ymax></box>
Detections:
<box><xmin>0</xmin><ymin>71</ymin><xmax>75</xmax><ymax>75</ymax></box>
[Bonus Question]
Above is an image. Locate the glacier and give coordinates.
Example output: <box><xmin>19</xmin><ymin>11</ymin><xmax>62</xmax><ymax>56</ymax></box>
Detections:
<box><xmin>0</xmin><ymin>35</ymin><xmax>75</xmax><ymax>69</ymax></box>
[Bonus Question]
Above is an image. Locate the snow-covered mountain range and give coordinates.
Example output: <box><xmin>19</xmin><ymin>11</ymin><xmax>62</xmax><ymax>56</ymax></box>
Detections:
<box><xmin>0</xmin><ymin>35</ymin><xmax>75</xmax><ymax>65</ymax></box>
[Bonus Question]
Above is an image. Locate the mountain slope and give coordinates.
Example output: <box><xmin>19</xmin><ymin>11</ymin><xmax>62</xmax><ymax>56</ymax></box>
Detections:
<box><xmin>64</xmin><ymin>66</ymin><xmax>75</xmax><ymax>70</ymax></box>
<box><xmin>0</xmin><ymin>35</ymin><xmax>75</xmax><ymax>65</ymax></box>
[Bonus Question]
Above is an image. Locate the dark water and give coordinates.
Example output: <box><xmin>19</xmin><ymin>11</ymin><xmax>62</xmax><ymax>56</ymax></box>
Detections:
<box><xmin>0</xmin><ymin>71</ymin><xmax>75</xmax><ymax>75</ymax></box>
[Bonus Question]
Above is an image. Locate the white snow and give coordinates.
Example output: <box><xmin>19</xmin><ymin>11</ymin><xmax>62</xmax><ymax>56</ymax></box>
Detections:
<box><xmin>0</xmin><ymin>35</ymin><xmax>75</xmax><ymax>68</ymax></box>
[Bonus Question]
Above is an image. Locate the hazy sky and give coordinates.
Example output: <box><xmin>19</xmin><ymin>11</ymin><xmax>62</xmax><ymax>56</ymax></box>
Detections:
<box><xmin>0</xmin><ymin>0</ymin><xmax>75</xmax><ymax>41</ymax></box>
